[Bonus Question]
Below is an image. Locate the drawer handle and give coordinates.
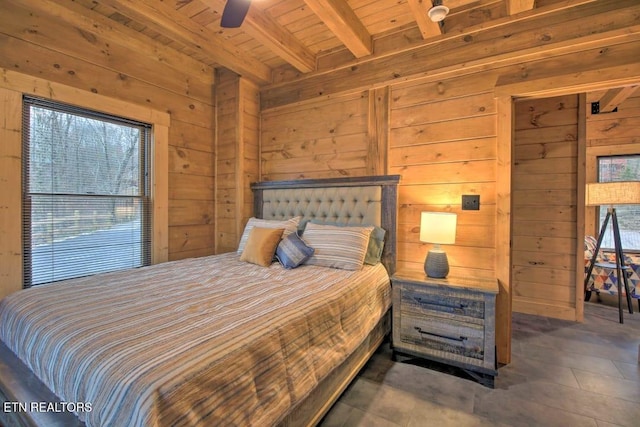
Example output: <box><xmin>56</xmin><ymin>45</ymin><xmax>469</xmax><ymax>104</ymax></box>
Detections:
<box><xmin>414</xmin><ymin>297</ymin><xmax>467</xmax><ymax>311</ymax></box>
<box><xmin>414</xmin><ymin>326</ymin><xmax>467</xmax><ymax>342</ymax></box>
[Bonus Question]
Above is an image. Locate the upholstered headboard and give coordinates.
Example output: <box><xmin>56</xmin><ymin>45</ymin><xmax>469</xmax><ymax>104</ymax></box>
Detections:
<box><xmin>251</xmin><ymin>175</ymin><xmax>400</xmax><ymax>274</ymax></box>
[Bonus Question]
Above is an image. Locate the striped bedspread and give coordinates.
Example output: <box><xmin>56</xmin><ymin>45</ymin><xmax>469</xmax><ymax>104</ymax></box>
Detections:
<box><xmin>0</xmin><ymin>253</ymin><xmax>390</xmax><ymax>427</ymax></box>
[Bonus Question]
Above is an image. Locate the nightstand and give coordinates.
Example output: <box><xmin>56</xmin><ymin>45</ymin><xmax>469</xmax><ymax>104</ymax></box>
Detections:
<box><xmin>391</xmin><ymin>269</ymin><xmax>499</xmax><ymax>387</ymax></box>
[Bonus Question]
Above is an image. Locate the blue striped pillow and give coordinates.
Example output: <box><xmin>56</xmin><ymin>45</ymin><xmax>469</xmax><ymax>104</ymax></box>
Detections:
<box><xmin>276</xmin><ymin>232</ymin><xmax>315</xmax><ymax>269</ymax></box>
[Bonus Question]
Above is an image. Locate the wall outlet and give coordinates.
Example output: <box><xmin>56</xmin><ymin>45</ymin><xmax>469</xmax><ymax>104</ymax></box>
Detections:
<box><xmin>462</xmin><ymin>195</ymin><xmax>480</xmax><ymax>210</ymax></box>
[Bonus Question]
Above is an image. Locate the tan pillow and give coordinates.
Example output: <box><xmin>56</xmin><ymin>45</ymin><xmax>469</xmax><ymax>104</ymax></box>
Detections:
<box><xmin>240</xmin><ymin>227</ymin><xmax>285</xmax><ymax>267</ymax></box>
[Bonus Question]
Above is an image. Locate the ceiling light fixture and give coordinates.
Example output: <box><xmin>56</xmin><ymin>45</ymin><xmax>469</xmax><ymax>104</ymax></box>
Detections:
<box><xmin>428</xmin><ymin>0</ymin><xmax>449</xmax><ymax>23</ymax></box>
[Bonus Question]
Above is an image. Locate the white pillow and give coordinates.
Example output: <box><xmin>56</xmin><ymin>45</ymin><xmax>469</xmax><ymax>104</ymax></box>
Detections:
<box><xmin>302</xmin><ymin>222</ymin><xmax>373</xmax><ymax>271</ymax></box>
<box><xmin>237</xmin><ymin>217</ymin><xmax>301</xmax><ymax>254</ymax></box>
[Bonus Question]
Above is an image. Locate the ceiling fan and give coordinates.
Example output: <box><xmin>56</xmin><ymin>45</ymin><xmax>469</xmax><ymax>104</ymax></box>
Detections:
<box><xmin>221</xmin><ymin>0</ymin><xmax>252</xmax><ymax>28</ymax></box>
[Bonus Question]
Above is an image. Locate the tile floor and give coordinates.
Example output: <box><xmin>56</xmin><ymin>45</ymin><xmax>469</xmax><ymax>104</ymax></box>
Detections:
<box><xmin>320</xmin><ymin>301</ymin><xmax>640</xmax><ymax>427</ymax></box>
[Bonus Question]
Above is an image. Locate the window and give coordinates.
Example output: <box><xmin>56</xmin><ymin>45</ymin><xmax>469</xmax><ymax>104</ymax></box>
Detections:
<box><xmin>597</xmin><ymin>155</ymin><xmax>640</xmax><ymax>252</ymax></box>
<box><xmin>22</xmin><ymin>96</ymin><xmax>151</xmax><ymax>287</ymax></box>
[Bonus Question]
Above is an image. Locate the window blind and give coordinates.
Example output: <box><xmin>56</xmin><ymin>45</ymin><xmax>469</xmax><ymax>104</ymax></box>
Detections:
<box><xmin>22</xmin><ymin>96</ymin><xmax>152</xmax><ymax>287</ymax></box>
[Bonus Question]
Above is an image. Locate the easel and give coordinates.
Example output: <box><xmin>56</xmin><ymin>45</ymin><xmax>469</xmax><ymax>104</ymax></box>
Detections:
<box><xmin>584</xmin><ymin>207</ymin><xmax>633</xmax><ymax>324</ymax></box>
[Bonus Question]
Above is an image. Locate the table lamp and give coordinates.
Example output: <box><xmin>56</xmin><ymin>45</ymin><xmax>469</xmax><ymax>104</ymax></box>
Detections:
<box><xmin>420</xmin><ymin>212</ymin><xmax>457</xmax><ymax>278</ymax></box>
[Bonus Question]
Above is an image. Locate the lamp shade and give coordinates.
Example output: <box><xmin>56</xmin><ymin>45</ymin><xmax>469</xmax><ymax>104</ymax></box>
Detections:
<box><xmin>585</xmin><ymin>182</ymin><xmax>640</xmax><ymax>206</ymax></box>
<box><xmin>420</xmin><ymin>212</ymin><xmax>456</xmax><ymax>244</ymax></box>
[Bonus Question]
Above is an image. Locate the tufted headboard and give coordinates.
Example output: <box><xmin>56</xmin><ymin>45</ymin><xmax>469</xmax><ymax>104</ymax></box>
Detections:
<box><xmin>251</xmin><ymin>175</ymin><xmax>400</xmax><ymax>274</ymax></box>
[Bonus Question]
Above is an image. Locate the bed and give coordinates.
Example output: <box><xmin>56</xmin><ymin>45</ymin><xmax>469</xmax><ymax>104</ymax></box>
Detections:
<box><xmin>0</xmin><ymin>174</ymin><xmax>400</xmax><ymax>427</ymax></box>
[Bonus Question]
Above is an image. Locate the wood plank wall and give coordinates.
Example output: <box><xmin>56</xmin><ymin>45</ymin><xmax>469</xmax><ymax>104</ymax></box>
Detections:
<box><xmin>261</xmin><ymin>91</ymin><xmax>372</xmax><ymax>181</ymax></box>
<box><xmin>0</xmin><ymin>1</ymin><xmax>216</xmax><ymax>267</ymax></box>
<box><xmin>260</xmin><ymin>76</ymin><xmax>498</xmax><ymax>277</ymax></box>
<box><xmin>585</xmin><ymin>90</ymin><xmax>640</xmax><ymax>236</ymax></box>
<box><xmin>0</xmin><ymin>88</ymin><xmax>23</xmax><ymax>300</ymax></box>
<box><xmin>215</xmin><ymin>70</ymin><xmax>260</xmax><ymax>253</ymax></box>
<box><xmin>512</xmin><ymin>95</ymin><xmax>580</xmax><ymax>320</ymax></box>
<box><xmin>390</xmin><ymin>80</ymin><xmax>497</xmax><ymax>277</ymax></box>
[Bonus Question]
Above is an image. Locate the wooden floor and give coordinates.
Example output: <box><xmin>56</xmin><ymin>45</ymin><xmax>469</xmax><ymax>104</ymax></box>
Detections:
<box><xmin>320</xmin><ymin>300</ymin><xmax>640</xmax><ymax>427</ymax></box>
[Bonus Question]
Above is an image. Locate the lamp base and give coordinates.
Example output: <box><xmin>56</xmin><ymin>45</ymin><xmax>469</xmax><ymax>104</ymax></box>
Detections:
<box><xmin>425</xmin><ymin>250</ymin><xmax>449</xmax><ymax>278</ymax></box>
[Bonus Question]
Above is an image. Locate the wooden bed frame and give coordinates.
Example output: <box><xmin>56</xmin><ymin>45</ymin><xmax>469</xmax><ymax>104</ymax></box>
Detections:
<box><xmin>0</xmin><ymin>174</ymin><xmax>400</xmax><ymax>427</ymax></box>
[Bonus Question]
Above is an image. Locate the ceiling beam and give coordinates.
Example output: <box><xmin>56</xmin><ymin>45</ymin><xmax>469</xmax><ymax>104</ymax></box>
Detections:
<box><xmin>507</xmin><ymin>0</ymin><xmax>536</xmax><ymax>15</ymax></box>
<box><xmin>495</xmin><ymin>62</ymin><xmax>640</xmax><ymax>99</ymax></box>
<box><xmin>303</xmin><ymin>0</ymin><xmax>372</xmax><ymax>58</ymax></box>
<box><xmin>407</xmin><ymin>0</ymin><xmax>443</xmax><ymax>39</ymax></box>
<box><xmin>96</xmin><ymin>0</ymin><xmax>272</xmax><ymax>84</ymax></box>
<box><xmin>202</xmin><ymin>0</ymin><xmax>316</xmax><ymax>73</ymax></box>
<box><xmin>262</xmin><ymin>0</ymin><xmax>640</xmax><ymax>109</ymax></box>
<box><xmin>597</xmin><ymin>85</ymin><xmax>639</xmax><ymax>113</ymax></box>
<box><xmin>242</xmin><ymin>8</ymin><xmax>316</xmax><ymax>73</ymax></box>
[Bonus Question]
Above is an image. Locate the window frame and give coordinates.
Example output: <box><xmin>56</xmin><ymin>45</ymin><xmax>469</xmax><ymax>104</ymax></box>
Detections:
<box><xmin>22</xmin><ymin>96</ymin><xmax>153</xmax><ymax>287</ymax></box>
<box><xmin>596</xmin><ymin>154</ymin><xmax>640</xmax><ymax>254</ymax></box>
<box><xmin>0</xmin><ymin>73</ymin><xmax>168</xmax><ymax>299</ymax></box>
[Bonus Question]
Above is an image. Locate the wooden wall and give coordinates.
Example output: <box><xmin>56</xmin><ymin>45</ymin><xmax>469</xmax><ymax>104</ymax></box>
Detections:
<box><xmin>261</xmin><ymin>91</ymin><xmax>373</xmax><ymax>180</ymax></box>
<box><xmin>585</xmin><ymin>90</ymin><xmax>640</xmax><ymax>236</ymax></box>
<box><xmin>390</xmin><ymin>80</ymin><xmax>497</xmax><ymax>278</ymax></box>
<box><xmin>0</xmin><ymin>0</ymin><xmax>216</xmax><ymax>299</ymax></box>
<box><xmin>260</xmin><ymin>76</ymin><xmax>499</xmax><ymax>277</ymax></box>
<box><xmin>215</xmin><ymin>70</ymin><xmax>260</xmax><ymax>254</ymax></box>
<box><xmin>511</xmin><ymin>95</ymin><xmax>582</xmax><ymax>321</ymax></box>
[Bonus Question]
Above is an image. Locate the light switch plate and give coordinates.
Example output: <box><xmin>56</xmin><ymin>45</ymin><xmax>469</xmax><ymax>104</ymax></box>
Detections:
<box><xmin>462</xmin><ymin>195</ymin><xmax>480</xmax><ymax>210</ymax></box>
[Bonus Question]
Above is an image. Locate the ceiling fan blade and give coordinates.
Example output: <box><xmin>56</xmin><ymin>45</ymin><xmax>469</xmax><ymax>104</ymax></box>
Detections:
<box><xmin>220</xmin><ymin>0</ymin><xmax>251</xmax><ymax>28</ymax></box>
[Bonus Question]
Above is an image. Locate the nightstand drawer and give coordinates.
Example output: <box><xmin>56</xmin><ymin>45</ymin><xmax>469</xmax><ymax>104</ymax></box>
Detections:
<box><xmin>391</xmin><ymin>271</ymin><xmax>498</xmax><ymax>386</ymax></box>
<box><xmin>399</xmin><ymin>314</ymin><xmax>485</xmax><ymax>361</ymax></box>
<box><xmin>401</xmin><ymin>285</ymin><xmax>484</xmax><ymax>321</ymax></box>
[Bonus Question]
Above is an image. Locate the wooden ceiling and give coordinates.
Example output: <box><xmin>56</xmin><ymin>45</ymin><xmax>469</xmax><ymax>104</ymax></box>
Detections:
<box><xmin>65</xmin><ymin>0</ymin><xmax>551</xmax><ymax>86</ymax></box>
